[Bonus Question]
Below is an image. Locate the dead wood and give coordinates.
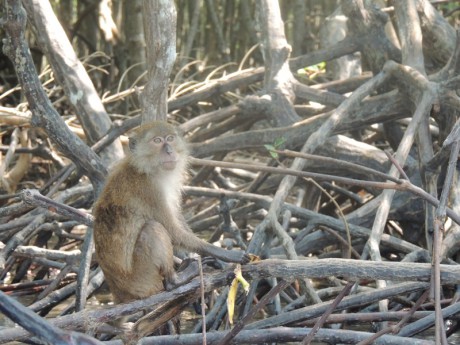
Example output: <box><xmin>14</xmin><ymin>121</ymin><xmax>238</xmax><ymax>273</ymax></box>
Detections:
<box><xmin>1</xmin><ymin>0</ymin><xmax>460</xmax><ymax>344</ymax></box>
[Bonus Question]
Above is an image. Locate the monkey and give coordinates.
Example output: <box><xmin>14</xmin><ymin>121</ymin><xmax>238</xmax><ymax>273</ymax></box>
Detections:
<box><xmin>92</xmin><ymin>121</ymin><xmax>247</xmax><ymax>305</ymax></box>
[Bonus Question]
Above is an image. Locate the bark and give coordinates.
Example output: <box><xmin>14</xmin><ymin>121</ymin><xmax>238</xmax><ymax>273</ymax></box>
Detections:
<box><xmin>256</xmin><ymin>0</ymin><xmax>300</xmax><ymax>126</ymax></box>
<box><xmin>342</xmin><ymin>0</ymin><xmax>401</xmax><ymax>74</ymax></box>
<box><xmin>140</xmin><ymin>0</ymin><xmax>177</xmax><ymax>122</ymax></box>
<box><xmin>122</xmin><ymin>0</ymin><xmax>146</xmax><ymax>87</ymax></box>
<box><xmin>2</xmin><ymin>1</ymin><xmax>460</xmax><ymax>344</ymax></box>
<box><xmin>22</xmin><ymin>0</ymin><xmax>124</xmax><ymax>165</ymax></box>
<box><xmin>1</xmin><ymin>0</ymin><xmax>106</xmax><ymax>195</ymax></box>
<box><xmin>75</xmin><ymin>0</ymin><xmax>99</xmax><ymax>56</ymax></box>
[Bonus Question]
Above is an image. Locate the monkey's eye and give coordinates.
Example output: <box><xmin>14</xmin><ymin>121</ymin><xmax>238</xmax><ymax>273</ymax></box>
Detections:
<box><xmin>166</xmin><ymin>135</ymin><xmax>175</xmax><ymax>142</ymax></box>
<box><xmin>152</xmin><ymin>137</ymin><xmax>163</xmax><ymax>144</ymax></box>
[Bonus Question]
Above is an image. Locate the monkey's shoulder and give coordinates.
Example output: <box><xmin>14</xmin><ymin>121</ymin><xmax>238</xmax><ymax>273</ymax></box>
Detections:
<box><xmin>101</xmin><ymin>160</ymin><xmax>149</xmax><ymax>194</ymax></box>
<box><xmin>93</xmin><ymin>201</ymin><xmax>129</xmax><ymax>222</ymax></box>
<box><xmin>93</xmin><ymin>159</ymin><xmax>167</xmax><ymax>227</ymax></box>
<box><xmin>93</xmin><ymin>162</ymin><xmax>139</xmax><ymax>213</ymax></box>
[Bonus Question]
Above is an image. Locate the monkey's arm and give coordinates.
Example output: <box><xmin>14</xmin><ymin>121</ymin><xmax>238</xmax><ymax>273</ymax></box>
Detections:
<box><xmin>197</xmin><ymin>242</ymin><xmax>249</xmax><ymax>264</ymax></box>
<box><xmin>94</xmin><ymin>205</ymin><xmax>145</xmax><ymax>275</ymax></box>
<box><xmin>175</xmin><ymin>219</ymin><xmax>249</xmax><ymax>264</ymax></box>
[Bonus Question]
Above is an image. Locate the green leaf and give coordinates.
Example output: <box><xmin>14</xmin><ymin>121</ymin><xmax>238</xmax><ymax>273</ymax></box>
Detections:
<box><xmin>304</xmin><ymin>61</ymin><xmax>326</xmax><ymax>73</ymax></box>
<box><xmin>274</xmin><ymin>137</ymin><xmax>286</xmax><ymax>148</ymax></box>
<box><xmin>264</xmin><ymin>144</ymin><xmax>278</xmax><ymax>159</ymax></box>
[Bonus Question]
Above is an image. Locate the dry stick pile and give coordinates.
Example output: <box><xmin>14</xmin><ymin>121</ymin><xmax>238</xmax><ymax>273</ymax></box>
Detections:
<box><xmin>2</xmin><ymin>1</ymin><xmax>460</xmax><ymax>345</ymax></box>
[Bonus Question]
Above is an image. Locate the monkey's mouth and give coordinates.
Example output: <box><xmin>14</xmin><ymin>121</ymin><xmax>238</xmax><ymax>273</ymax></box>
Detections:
<box><xmin>161</xmin><ymin>160</ymin><xmax>177</xmax><ymax>170</ymax></box>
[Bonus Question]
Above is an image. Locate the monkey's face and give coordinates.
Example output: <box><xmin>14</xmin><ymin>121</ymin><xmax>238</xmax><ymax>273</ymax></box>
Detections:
<box><xmin>129</xmin><ymin>122</ymin><xmax>188</xmax><ymax>174</ymax></box>
<box><xmin>151</xmin><ymin>134</ymin><xmax>178</xmax><ymax>171</ymax></box>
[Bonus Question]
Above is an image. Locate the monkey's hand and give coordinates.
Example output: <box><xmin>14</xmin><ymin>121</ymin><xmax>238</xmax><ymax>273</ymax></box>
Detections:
<box><xmin>201</xmin><ymin>243</ymin><xmax>256</xmax><ymax>265</ymax></box>
<box><xmin>241</xmin><ymin>252</ymin><xmax>252</xmax><ymax>264</ymax></box>
<box><xmin>227</xmin><ymin>249</ymin><xmax>253</xmax><ymax>265</ymax></box>
<box><xmin>164</xmin><ymin>272</ymin><xmax>180</xmax><ymax>291</ymax></box>
<box><xmin>242</xmin><ymin>252</ymin><xmax>259</xmax><ymax>264</ymax></box>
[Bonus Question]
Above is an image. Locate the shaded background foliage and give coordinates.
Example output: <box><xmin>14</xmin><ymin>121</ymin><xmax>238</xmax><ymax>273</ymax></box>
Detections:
<box><xmin>1</xmin><ymin>0</ymin><xmax>459</xmax><ymax>115</ymax></box>
<box><xmin>1</xmin><ymin>0</ymin><xmax>342</xmax><ymax>116</ymax></box>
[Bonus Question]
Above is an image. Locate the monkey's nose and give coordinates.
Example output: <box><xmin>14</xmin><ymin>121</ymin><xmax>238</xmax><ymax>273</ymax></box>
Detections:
<box><xmin>164</xmin><ymin>143</ymin><xmax>173</xmax><ymax>154</ymax></box>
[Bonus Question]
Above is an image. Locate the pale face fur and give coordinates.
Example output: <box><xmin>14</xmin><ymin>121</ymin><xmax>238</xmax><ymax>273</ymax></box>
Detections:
<box><xmin>129</xmin><ymin>121</ymin><xmax>189</xmax><ymax>176</ymax></box>
<box><xmin>130</xmin><ymin>122</ymin><xmax>188</xmax><ymax>215</ymax></box>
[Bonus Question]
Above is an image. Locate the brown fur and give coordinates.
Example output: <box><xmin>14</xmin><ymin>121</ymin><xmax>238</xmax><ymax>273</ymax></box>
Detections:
<box><xmin>93</xmin><ymin>121</ymin><xmax>245</xmax><ymax>304</ymax></box>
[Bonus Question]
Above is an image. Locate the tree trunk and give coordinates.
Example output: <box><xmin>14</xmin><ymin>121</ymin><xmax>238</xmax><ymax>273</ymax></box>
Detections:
<box><xmin>140</xmin><ymin>0</ymin><xmax>177</xmax><ymax>122</ymax></box>
<box><xmin>122</xmin><ymin>0</ymin><xmax>146</xmax><ymax>87</ymax></box>
<box><xmin>23</xmin><ymin>0</ymin><xmax>124</xmax><ymax>165</ymax></box>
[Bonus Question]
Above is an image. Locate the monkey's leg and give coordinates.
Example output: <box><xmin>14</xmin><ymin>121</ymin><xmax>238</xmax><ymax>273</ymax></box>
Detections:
<box><xmin>132</xmin><ymin>220</ymin><xmax>178</xmax><ymax>294</ymax></box>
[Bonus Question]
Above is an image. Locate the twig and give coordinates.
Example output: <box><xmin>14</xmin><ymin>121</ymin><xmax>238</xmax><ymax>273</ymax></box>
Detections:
<box><xmin>397</xmin><ymin>301</ymin><xmax>460</xmax><ymax>338</ymax></box>
<box><xmin>20</xmin><ymin>189</ymin><xmax>94</xmax><ymax>227</ymax></box>
<box><xmin>189</xmin><ymin>157</ymin><xmax>460</xmax><ymax>225</ymax></box>
<box><xmin>357</xmin><ymin>289</ymin><xmax>430</xmax><ymax>345</ymax></box>
<box><xmin>0</xmin><ymin>290</ymin><xmax>103</xmax><ymax>345</ymax></box>
<box><xmin>0</xmin><ymin>267</ymin><xmax>432</xmax><ymax>343</ymax></box>
<box><xmin>384</xmin><ymin>150</ymin><xmax>410</xmax><ymax>180</ymax></box>
<box><xmin>198</xmin><ymin>256</ymin><xmax>207</xmax><ymax>345</ymax></box>
<box><xmin>433</xmin><ymin>139</ymin><xmax>460</xmax><ymax>345</ymax></box>
<box><xmin>274</xmin><ymin>148</ymin><xmax>401</xmax><ymax>183</ymax></box>
<box><xmin>0</xmin><ymin>213</ymin><xmax>46</xmax><ymax>270</ymax></box>
<box><xmin>0</xmin><ymin>127</ymin><xmax>19</xmax><ymax>180</ymax></box>
<box><xmin>217</xmin><ymin>279</ymin><xmax>291</xmax><ymax>345</ymax></box>
<box><xmin>302</xmin><ymin>281</ymin><xmax>354</xmax><ymax>345</ymax></box>
<box><xmin>245</xmin><ymin>281</ymin><xmax>428</xmax><ymax>330</ymax></box>
<box><xmin>2</xmin><ymin>0</ymin><xmax>106</xmax><ymax>194</ymax></box>
<box><xmin>75</xmin><ymin>228</ymin><xmax>94</xmax><ymax>312</ymax></box>
<box><xmin>320</xmin><ymin>227</ymin><xmax>360</xmax><ymax>259</ymax></box>
<box><xmin>363</xmin><ymin>81</ymin><xmax>438</xmax><ymax>263</ymax></box>
<box><xmin>106</xmin><ymin>327</ymin><xmax>434</xmax><ymax>345</ymax></box>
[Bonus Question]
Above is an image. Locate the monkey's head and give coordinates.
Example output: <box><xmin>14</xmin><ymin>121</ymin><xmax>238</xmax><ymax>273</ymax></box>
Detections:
<box><xmin>128</xmin><ymin>121</ymin><xmax>188</xmax><ymax>174</ymax></box>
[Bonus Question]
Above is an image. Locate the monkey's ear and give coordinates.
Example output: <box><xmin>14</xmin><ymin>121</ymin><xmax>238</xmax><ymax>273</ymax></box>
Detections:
<box><xmin>128</xmin><ymin>137</ymin><xmax>137</xmax><ymax>152</ymax></box>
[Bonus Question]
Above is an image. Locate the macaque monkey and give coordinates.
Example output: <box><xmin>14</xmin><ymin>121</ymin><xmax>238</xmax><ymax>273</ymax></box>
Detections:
<box><xmin>93</xmin><ymin>121</ymin><xmax>247</xmax><ymax>304</ymax></box>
